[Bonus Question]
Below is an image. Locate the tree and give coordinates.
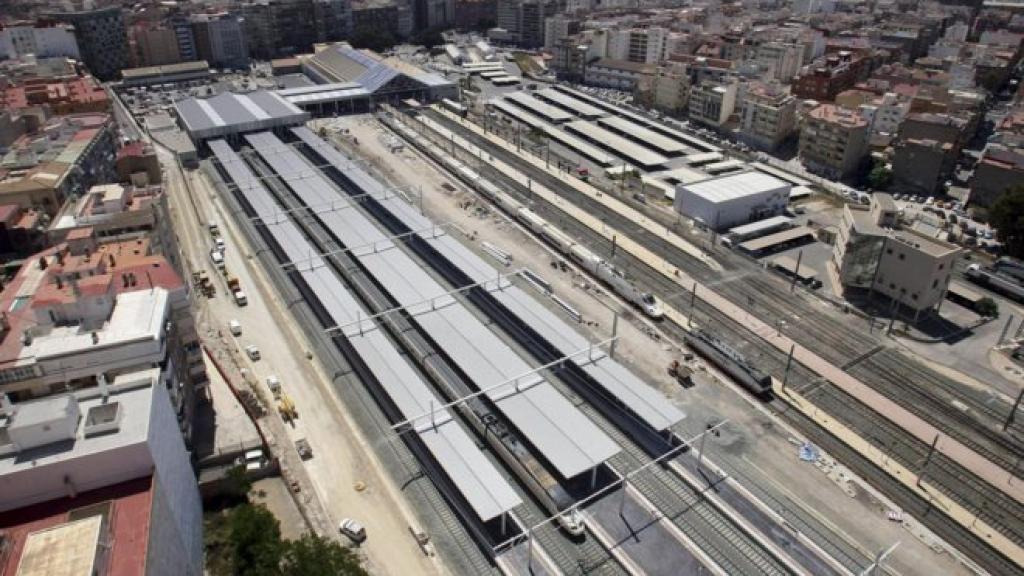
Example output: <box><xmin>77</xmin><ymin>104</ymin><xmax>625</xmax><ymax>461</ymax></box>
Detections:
<box><xmin>228</xmin><ymin>504</ymin><xmax>285</xmax><ymax>576</ymax></box>
<box><xmin>867</xmin><ymin>161</ymin><xmax>891</xmax><ymax>191</ymax></box>
<box><xmin>350</xmin><ymin>27</ymin><xmax>397</xmax><ymax>53</ymax></box>
<box><xmin>976</xmin><ymin>297</ymin><xmax>999</xmax><ymax>318</ymax></box>
<box><xmin>989</xmin><ymin>185</ymin><xmax>1024</xmax><ymax>258</ymax></box>
<box><xmin>282</xmin><ymin>535</ymin><xmax>369</xmax><ymax>576</ymax></box>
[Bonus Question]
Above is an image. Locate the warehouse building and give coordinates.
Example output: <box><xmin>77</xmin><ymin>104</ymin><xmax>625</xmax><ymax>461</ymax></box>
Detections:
<box><xmin>673</xmin><ymin>171</ymin><xmax>790</xmax><ymax>231</ymax></box>
<box><xmin>174</xmin><ymin>90</ymin><xmax>309</xmax><ymax>148</ymax></box>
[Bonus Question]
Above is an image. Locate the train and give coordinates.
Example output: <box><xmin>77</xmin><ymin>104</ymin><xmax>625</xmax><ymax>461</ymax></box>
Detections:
<box><xmin>683</xmin><ymin>329</ymin><xmax>773</xmax><ymax>397</ymax></box>
<box><xmin>473</xmin><ymin>172</ymin><xmax>664</xmax><ymax>319</ymax></box>
<box><xmin>965</xmin><ymin>263</ymin><xmax>1024</xmax><ymax>302</ymax></box>
<box><xmin>391</xmin><ymin>112</ymin><xmax>664</xmax><ymax>319</ymax></box>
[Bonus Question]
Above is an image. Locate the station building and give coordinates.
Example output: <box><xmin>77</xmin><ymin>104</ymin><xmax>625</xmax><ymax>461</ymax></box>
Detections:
<box><xmin>673</xmin><ymin>170</ymin><xmax>790</xmax><ymax>230</ymax></box>
<box><xmin>833</xmin><ymin>193</ymin><xmax>961</xmax><ymax>319</ymax></box>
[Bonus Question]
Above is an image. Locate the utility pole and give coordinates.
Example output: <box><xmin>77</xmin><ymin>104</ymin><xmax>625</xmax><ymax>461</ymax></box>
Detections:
<box><xmin>782</xmin><ymin>343</ymin><xmax>795</xmax><ymax>391</ymax></box>
<box><xmin>917</xmin><ymin>433</ymin><xmax>940</xmax><ymax>486</ymax></box>
<box><xmin>790</xmin><ymin>250</ymin><xmax>803</xmax><ymax>293</ymax></box>
<box><xmin>1005</xmin><ymin>388</ymin><xmax>1024</xmax><ymax>431</ymax></box>
<box><xmin>610</xmin><ymin>311</ymin><xmax>620</xmax><ymax>359</ymax></box>
<box><xmin>998</xmin><ymin>314</ymin><xmax>1015</xmax><ymax>346</ymax></box>
<box><xmin>610</xmin><ymin>234</ymin><xmax>618</xmax><ymax>259</ymax></box>
<box><xmin>688</xmin><ymin>281</ymin><xmax>698</xmax><ymax>328</ymax></box>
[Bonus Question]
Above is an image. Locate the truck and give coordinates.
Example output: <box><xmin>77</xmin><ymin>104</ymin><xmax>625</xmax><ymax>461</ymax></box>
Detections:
<box><xmin>965</xmin><ymin>264</ymin><xmax>1024</xmax><ymax>302</ymax></box>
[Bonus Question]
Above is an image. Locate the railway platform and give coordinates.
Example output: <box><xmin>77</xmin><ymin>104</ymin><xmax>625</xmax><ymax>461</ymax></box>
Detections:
<box><xmin>420</xmin><ymin>106</ymin><xmax>1024</xmax><ymax>567</ymax></box>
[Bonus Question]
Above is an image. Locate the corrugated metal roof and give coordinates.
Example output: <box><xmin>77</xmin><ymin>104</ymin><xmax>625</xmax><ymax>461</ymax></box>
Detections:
<box><xmin>565</xmin><ymin>120</ymin><xmax>668</xmax><ymax>169</ymax></box>
<box><xmin>504</xmin><ymin>92</ymin><xmax>573</xmax><ymax>123</ymax></box>
<box><xmin>288</xmin><ymin>128</ymin><xmax>621</xmax><ymax>478</ymax></box>
<box><xmin>210</xmin><ymin>138</ymin><xmax>521</xmax><ymax>521</ymax></box>
<box><xmin>489</xmin><ymin>100</ymin><xmax>614</xmax><ymax>166</ymax></box>
<box><xmin>597</xmin><ymin>116</ymin><xmax>690</xmax><ymax>155</ymax></box>
<box><xmin>534</xmin><ymin>88</ymin><xmax>608</xmax><ymax>119</ymax></box>
<box><xmin>174</xmin><ymin>91</ymin><xmax>308</xmax><ymax>140</ymax></box>
<box><xmin>296</xmin><ymin>127</ymin><xmax>680</xmax><ymax>429</ymax></box>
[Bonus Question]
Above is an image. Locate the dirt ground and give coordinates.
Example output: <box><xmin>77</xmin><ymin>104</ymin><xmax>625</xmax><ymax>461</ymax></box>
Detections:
<box><xmin>327</xmin><ymin>114</ymin><xmax>979</xmax><ymax>576</ymax></box>
<box><xmin>157</xmin><ymin>142</ymin><xmax>445</xmax><ymax>576</ymax></box>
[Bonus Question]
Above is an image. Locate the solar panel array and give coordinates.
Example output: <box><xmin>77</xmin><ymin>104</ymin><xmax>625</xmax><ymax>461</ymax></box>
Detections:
<box><xmin>257</xmin><ymin>129</ymin><xmax>622</xmax><ymax>479</ymax></box>
<box><xmin>209</xmin><ymin>139</ymin><xmax>521</xmax><ymax>522</ymax></box>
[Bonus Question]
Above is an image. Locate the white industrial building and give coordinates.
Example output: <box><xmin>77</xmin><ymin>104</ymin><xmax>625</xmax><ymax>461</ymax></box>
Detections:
<box><xmin>673</xmin><ymin>171</ymin><xmax>791</xmax><ymax>230</ymax></box>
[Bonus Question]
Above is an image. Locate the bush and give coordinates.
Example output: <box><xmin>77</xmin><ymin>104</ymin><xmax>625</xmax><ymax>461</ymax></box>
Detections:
<box><xmin>976</xmin><ymin>297</ymin><xmax>999</xmax><ymax>318</ymax></box>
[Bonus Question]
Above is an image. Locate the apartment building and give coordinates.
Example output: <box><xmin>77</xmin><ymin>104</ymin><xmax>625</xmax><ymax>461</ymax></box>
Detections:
<box><xmin>688</xmin><ymin>79</ymin><xmax>738</xmax><ymax>128</ymax></box>
<box><xmin>44</xmin><ymin>7</ymin><xmax>129</xmax><ymax>81</ymax></box>
<box><xmin>0</xmin><ymin>370</ymin><xmax>203</xmax><ymax>576</ymax></box>
<box><xmin>970</xmin><ymin>143</ymin><xmax>1024</xmax><ymax>208</ymax></box>
<box><xmin>891</xmin><ymin>138</ymin><xmax>955</xmax><ymax>195</ymax></box>
<box><xmin>739</xmin><ymin>81</ymin><xmax>797</xmax><ymax>150</ymax></box>
<box><xmin>833</xmin><ymin>195</ymin><xmax>960</xmax><ymax>319</ymax></box>
<box><xmin>192</xmin><ymin>13</ymin><xmax>249</xmax><ymax>70</ymax></box>
<box><xmin>799</xmin><ymin>103</ymin><xmax>869</xmax><ymax>179</ymax></box>
<box><xmin>544</xmin><ymin>15</ymin><xmax>579</xmax><ymax>51</ymax></box>
<box><xmin>132</xmin><ymin>26</ymin><xmax>182</xmax><ymax>67</ymax></box>
<box><xmin>243</xmin><ymin>0</ymin><xmax>318</xmax><ymax>59</ymax></box>
<box><xmin>792</xmin><ymin>51</ymin><xmax>868</xmax><ymax>101</ymax></box>
<box><xmin>0</xmin><ymin>21</ymin><xmax>80</xmax><ymax>60</ymax></box>
<box><xmin>584</xmin><ymin>59</ymin><xmax>654</xmax><ymax>90</ymax></box>
<box><xmin>0</xmin><ymin>113</ymin><xmax>117</xmax><ymax>213</ymax></box>
<box><xmin>2</xmin><ymin>75</ymin><xmax>110</xmax><ymax>116</ymax></box>
<box><xmin>752</xmin><ymin>41</ymin><xmax>804</xmax><ymax>83</ymax></box>
<box><xmin>646</xmin><ymin>62</ymin><xmax>690</xmax><ymax>113</ymax></box>
<box><xmin>606</xmin><ymin>27</ymin><xmax>680</xmax><ymax>64</ymax></box>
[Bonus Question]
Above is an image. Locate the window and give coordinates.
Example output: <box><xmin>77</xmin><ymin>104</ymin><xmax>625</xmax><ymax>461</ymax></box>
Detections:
<box><xmin>938</xmin><ymin>264</ymin><xmax>944</xmax><ymax>270</ymax></box>
<box><xmin>898</xmin><ymin>254</ymin><xmax>905</xmax><ymax>260</ymax></box>
<box><xmin>886</xmin><ymin>248</ymin><xmax>893</xmax><ymax>254</ymax></box>
<box><xmin>932</xmin><ymin>279</ymin><xmax>938</xmax><ymax>288</ymax></box>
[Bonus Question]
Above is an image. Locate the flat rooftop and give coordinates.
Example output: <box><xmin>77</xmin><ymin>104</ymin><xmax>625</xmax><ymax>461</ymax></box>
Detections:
<box><xmin>680</xmin><ymin>171</ymin><xmax>790</xmax><ymax>203</ymax></box>
<box><xmin>534</xmin><ymin>88</ymin><xmax>608</xmax><ymax>118</ymax></box>
<box><xmin>597</xmin><ymin>115</ymin><xmax>690</xmax><ymax>155</ymax></box>
<box><xmin>489</xmin><ymin>100</ymin><xmax>614</xmax><ymax>166</ymax></box>
<box><xmin>503</xmin><ymin>92</ymin><xmax>573</xmax><ymax>123</ymax></box>
<box><xmin>565</xmin><ymin>120</ymin><xmax>668</xmax><ymax>169</ymax></box>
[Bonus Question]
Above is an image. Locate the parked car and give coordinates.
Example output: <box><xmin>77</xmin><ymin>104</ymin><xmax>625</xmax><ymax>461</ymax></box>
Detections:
<box><xmin>245</xmin><ymin>345</ymin><xmax>261</xmax><ymax>361</ymax></box>
<box><xmin>229</xmin><ymin>319</ymin><xmax>242</xmax><ymax>336</ymax></box>
<box><xmin>339</xmin><ymin>518</ymin><xmax>366</xmax><ymax>543</ymax></box>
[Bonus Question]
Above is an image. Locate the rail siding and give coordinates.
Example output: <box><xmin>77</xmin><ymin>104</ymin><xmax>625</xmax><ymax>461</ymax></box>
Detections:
<box><xmin>425</xmin><ymin>106</ymin><xmax>1024</xmax><ymax>510</ymax></box>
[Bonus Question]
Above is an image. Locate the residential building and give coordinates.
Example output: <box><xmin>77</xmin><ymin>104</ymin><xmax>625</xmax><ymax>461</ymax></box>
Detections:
<box><xmin>739</xmin><ymin>81</ymin><xmax>797</xmax><ymax>150</ymax></box>
<box><xmin>132</xmin><ymin>26</ymin><xmax>182</xmax><ymax>67</ymax></box>
<box><xmin>833</xmin><ymin>195</ymin><xmax>960</xmax><ymax>319</ymax></box>
<box><xmin>453</xmin><ymin>0</ymin><xmax>496</xmax><ymax>29</ymax></box>
<box><xmin>48</xmin><ymin>184</ymin><xmax>172</xmax><ymax>256</ymax></box>
<box><xmin>116</xmin><ymin>141</ymin><xmax>162</xmax><ymax>185</ymax></box>
<box><xmin>314</xmin><ymin>0</ymin><xmax>354</xmax><ymax>43</ymax></box>
<box><xmin>0</xmin><ymin>204</ymin><xmax>45</xmax><ymax>256</ymax></box>
<box><xmin>44</xmin><ymin>7</ymin><xmax>129</xmax><ymax>81</ymax></box>
<box><xmin>351</xmin><ymin>1</ymin><xmax>402</xmax><ymax>42</ymax></box>
<box><xmin>496</xmin><ymin>0</ymin><xmax>559</xmax><ymax>48</ymax></box>
<box><xmin>970</xmin><ymin>144</ymin><xmax>1024</xmax><ymax>207</ymax></box>
<box><xmin>244</xmin><ymin>0</ymin><xmax>318</xmax><ymax>59</ymax></box>
<box><xmin>792</xmin><ymin>51</ymin><xmax>868</xmax><ymax>101</ymax></box>
<box><xmin>414</xmin><ymin>0</ymin><xmax>455</xmax><ymax>30</ymax></box>
<box><xmin>673</xmin><ymin>171</ymin><xmax>791</xmax><ymax>230</ymax></box>
<box><xmin>898</xmin><ymin>112</ymin><xmax>969</xmax><ymax>155</ymax></box>
<box><xmin>544</xmin><ymin>15</ymin><xmax>579</xmax><ymax>51</ymax></box>
<box><xmin>0</xmin><ymin>113</ymin><xmax>116</xmax><ymax>213</ymax></box>
<box><xmin>607</xmin><ymin>27</ymin><xmax>673</xmax><ymax>64</ymax></box>
<box><xmin>584</xmin><ymin>59</ymin><xmax>654</xmax><ymax>90</ymax></box>
<box><xmin>192</xmin><ymin>13</ymin><xmax>249</xmax><ymax>71</ymax></box>
<box><xmin>170</xmin><ymin>14</ymin><xmax>197</xmax><ymax>62</ymax></box>
<box><xmin>2</xmin><ymin>75</ymin><xmax>110</xmax><ymax>116</ymax></box>
<box><xmin>799</xmin><ymin>103</ymin><xmax>869</xmax><ymax>179</ymax></box>
<box><xmin>891</xmin><ymin>138</ymin><xmax>955</xmax><ymax>195</ymax></box>
<box><xmin>0</xmin><ymin>21</ymin><xmax>80</xmax><ymax>61</ymax></box>
<box><xmin>645</xmin><ymin>62</ymin><xmax>690</xmax><ymax>113</ymax></box>
<box><xmin>0</xmin><ymin>371</ymin><xmax>202</xmax><ymax>575</ymax></box>
<box><xmin>752</xmin><ymin>41</ymin><xmax>804</xmax><ymax>83</ymax></box>
<box><xmin>688</xmin><ymin>79</ymin><xmax>738</xmax><ymax>128</ymax></box>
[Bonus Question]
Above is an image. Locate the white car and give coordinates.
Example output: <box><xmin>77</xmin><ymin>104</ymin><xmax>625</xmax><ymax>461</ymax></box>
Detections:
<box><xmin>245</xmin><ymin>345</ymin><xmax>261</xmax><ymax>361</ymax></box>
<box><xmin>229</xmin><ymin>319</ymin><xmax>242</xmax><ymax>336</ymax></box>
<box><xmin>339</xmin><ymin>518</ymin><xmax>366</xmax><ymax>543</ymax></box>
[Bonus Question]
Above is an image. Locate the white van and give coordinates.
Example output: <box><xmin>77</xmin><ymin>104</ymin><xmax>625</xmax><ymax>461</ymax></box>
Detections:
<box><xmin>210</xmin><ymin>249</ymin><xmax>225</xmax><ymax>269</ymax></box>
<box><xmin>233</xmin><ymin>290</ymin><xmax>248</xmax><ymax>306</ymax></box>
<box><xmin>229</xmin><ymin>319</ymin><xmax>242</xmax><ymax>336</ymax></box>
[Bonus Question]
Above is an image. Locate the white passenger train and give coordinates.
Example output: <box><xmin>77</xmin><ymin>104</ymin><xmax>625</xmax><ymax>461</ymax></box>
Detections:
<box><xmin>393</xmin><ymin>114</ymin><xmax>664</xmax><ymax>320</ymax></box>
<box><xmin>476</xmin><ymin>170</ymin><xmax>664</xmax><ymax>319</ymax></box>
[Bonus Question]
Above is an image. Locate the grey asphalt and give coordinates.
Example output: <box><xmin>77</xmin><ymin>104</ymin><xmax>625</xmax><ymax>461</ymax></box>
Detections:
<box><xmin>584</xmin><ymin>488</ymin><xmax>709</xmax><ymax>576</ymax></box>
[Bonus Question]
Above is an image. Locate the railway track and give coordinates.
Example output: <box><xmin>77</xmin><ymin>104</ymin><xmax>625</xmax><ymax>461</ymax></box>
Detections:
<box><xmin>422</xmin><ymin>109</ymin><xmax>1024</xmax><ymax>471</ymax></box>
<box><xmin>397</xmin><ymin>111</ymin><xmax>1024</xmax><ymax>575</ymax></box>
<box><xmin>238</xmin><ymin>145</ymin><xmax>631</xmax><ymax>576</ymax></box>
<box><xmin>295</xmin><ymin>132</ymin><xmax>802</xmax><ymax>576</ymax></box>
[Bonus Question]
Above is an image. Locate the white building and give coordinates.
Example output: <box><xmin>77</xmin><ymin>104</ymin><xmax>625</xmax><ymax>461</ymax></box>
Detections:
<box><xmin>688</xmin><ymin>80</ymin><xmax>738</xmax><ymax>128</ymax></box>
<box><xmin>0</xmin><ymin>369</ymin><xmax>203</xmax><ymax>575</ymax></box>
<box><xmin>673</xmin><ymin>171</ymin><xmax>791</xmax><ymax>230</ymax></box>
<box><xmin>0</xmin><ymin>22</ymin><xmax>80</xmax><ymax>60</ymax></box>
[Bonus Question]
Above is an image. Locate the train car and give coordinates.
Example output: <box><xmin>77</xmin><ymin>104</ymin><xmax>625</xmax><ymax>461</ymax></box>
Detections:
<box><xmin>539</xmin><ymin>222</ymin><xmax>575</xmax><ymax>252</ymax></box>
<box><xmin>684</xmin><ymin>330</ymin><xmax>772</xmax><ymax>397</ymax></box>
